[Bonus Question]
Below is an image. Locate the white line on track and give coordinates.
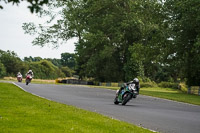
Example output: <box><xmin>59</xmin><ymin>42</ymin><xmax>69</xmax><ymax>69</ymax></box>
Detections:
<box><xmin>12</xmin><ymin>82</ymin><xmax>52</xmax><ymax>101</ymax></box>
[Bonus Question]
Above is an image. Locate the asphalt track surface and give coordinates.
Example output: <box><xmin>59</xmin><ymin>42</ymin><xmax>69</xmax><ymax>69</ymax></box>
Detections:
<box><xmin>14</xmin><ymin>82</ymin><xmax>200</xmax><ymax>133</ymax></box>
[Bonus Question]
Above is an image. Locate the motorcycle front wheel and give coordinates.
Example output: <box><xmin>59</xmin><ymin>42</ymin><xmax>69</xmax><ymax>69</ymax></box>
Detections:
<box><xmin>122</xmin><ymin>93</ymin><xmax>132</xmax><ymax>105</ymax></box>
<box><xmin>26</xmin><ymin>79</ymin><xmax>29</xmax><ymax>85</ymax></box>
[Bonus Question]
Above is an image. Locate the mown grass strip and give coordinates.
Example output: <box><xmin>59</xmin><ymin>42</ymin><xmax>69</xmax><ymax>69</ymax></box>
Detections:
<box><xmin>140</xmin><ymin>87</ymin><xmax>200</xmax><ymax>106</ymax></box>
<box><xmin>0</xmin><ymin>78</ymin><xmax>56</xmax><ymax>84</ymax></box>
<box><xmin>0</xmin><ymin>82</ymin><xmax>153</xmax><ymax>133</ymax></box>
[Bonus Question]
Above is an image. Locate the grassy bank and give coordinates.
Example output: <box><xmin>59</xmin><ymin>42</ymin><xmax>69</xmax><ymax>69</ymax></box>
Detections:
<box><xmin>140</xmin><ymin>87</ymin><xmax>200</xmax><ymax>106</ymax></box>
<box><xmin>0</xmin><ymin>82</ymin><xmax>153</xmax><ymax>133</ymax></box>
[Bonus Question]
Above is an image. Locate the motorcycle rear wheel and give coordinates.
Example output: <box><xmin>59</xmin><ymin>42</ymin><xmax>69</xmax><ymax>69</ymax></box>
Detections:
<box><xmin>114</xmin><ymin>97</ymin><xmax>119</xmax><ymax>104</ymax></box>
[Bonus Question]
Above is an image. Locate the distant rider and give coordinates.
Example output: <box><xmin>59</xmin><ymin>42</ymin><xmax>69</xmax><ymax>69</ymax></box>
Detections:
<box><xmin>17</xmin><ymin>72</ymin><xmax>22</xmax><ymax>77</ymax></box>
<box><xmin>117</xmin><ymin>78</ymin><xmax>140</xmax><ymax>98</ymax></box>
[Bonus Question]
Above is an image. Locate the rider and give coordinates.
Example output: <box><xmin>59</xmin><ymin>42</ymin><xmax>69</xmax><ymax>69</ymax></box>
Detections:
<box><xmin>117</xmin><ymin>78</ymin><xmax>140</xmax><ymax>98</ymax></box>
<box><xmin>26</xmin><ymin>70</ymin><xmax>34</xmax><ymax>77</ymax></box>
<box><xmin>17</xmin><ymin>72</ymin><xmax>22</xmax><ymax>77</ymax></box>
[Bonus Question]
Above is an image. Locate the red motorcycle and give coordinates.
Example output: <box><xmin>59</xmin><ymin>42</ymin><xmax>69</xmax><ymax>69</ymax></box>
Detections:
<box><xmin>17</xmin><ymin>75</ymin><xmax>22</xmax><ymax>82</ymax></box>
<box><xmin>26</xmin><ymin>74</ymin><xmax>32</xmax><ymax>85</ymax></box>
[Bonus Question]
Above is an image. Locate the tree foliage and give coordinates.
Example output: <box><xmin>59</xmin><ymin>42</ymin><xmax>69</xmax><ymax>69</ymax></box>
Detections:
<box><xmin>24</xmin><ymin>56</ymin><xmax>42</xmax><ymax>62</ymax></box>
<box><xmin>0</xmin><ymin>49</ymin><xmax>74</xmax><ymax>79</ymax></box>
<box><xmin>61</xmin><ymin>53</ymin><xmax>76</xmax><ymax>69</ymax></box>
<box><xmin>29</xmin><ymin>60</ymin><xmax>65</xmax><ymax>79</ymax></box>
<box><xmin>0</xmin><ymin>50</ymin><xmax>23</xmax><ymax>76</ymax></box>
<box><xmin>164</xmin><ymin>0</ymin><xmax>200</xmax><ymax>86</ymax></box>
<box><xmin>0</xmin><ymin>62</ymin><xmax>6</xmax><ymax>78</ymax></box>
<box><xmin>0</xmin><ymin>0</ymin><xmax>49</xmax><ymax>13</ymax></box>
<box><xmin>60</xmin><ymin>66</ymin><xmax>74</xmax><ymax>77</ymax></box>
<box><xmin>23</xmin><ymin>0</ymin><xmax>200</xmax><ymax>85</ymax></box>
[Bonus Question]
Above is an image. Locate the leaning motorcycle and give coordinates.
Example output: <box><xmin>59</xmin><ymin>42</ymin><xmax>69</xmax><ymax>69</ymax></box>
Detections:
<box><xmin>25</xmin><ymin>74</ymin><xmax>32</xmax><ymax>85</ymax></box>
<box><xmin>17</xmin><ymin>75</ymin><xmax>22</xmax><ymax>82</ymax></box>
<box><xmin>114</xmin><ymin>83</ymin><xmax>138</xmax><ymax>105</ymax></box>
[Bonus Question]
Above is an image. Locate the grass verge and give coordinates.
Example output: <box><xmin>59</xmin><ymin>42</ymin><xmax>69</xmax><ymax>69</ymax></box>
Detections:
<box><xmin>0</xmin><ymin>82</ymin><xmax>153</xmax><ymax>133</ymax></box>
<box><xmin>140</xmin><ymin>87</ymin><xmax>200</xmax><ymax>106</ymax></box>
<box><xmin>1</xmin><ymin>77</ymin><xmax>56</xmax><ymax>84</ymax></box>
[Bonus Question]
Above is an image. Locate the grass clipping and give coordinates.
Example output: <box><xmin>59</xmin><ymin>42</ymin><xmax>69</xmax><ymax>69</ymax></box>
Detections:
<box><xmin>0</xmin><ymin>82</ymin><xmax>153</xmax><ymax>133</ymax></box>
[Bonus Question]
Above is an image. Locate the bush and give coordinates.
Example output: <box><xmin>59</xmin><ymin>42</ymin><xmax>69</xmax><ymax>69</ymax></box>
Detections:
<box><xmin>29</xmin><ymin>60</ymin><xmax>65</xmax><ymax>79</ymax></box>
<box><xmin>111</xmin><ymin>83</ymin><xmax>119</xmax><ymax>87</ymax></box>
<box><xmin>138</xmin><ymin>77</ymin><xmax>152</xmax><ymax>82</ymax></box>
<box><xmin>61</xmin><ymin>66</ymin><xmax>74</xmax><ymax>77</ymax></box>
<box><xmin>178</xmin><ymin>83</ymin><xmax>188</xmax><ymax>92</ymax></box>
<box><xmin>158</xmin><ymin>82</ymin><xmax>179</xmax><ymax>89</ymax></box>
<box><xmin>55</xmin><ymin>79</ymin><xmax>62</xmax><ymax>83</ymax></box>
<box><xmin>140</xmin><ymin>82</ymin><xmax>157</xmax><ymax>88</ymax></box>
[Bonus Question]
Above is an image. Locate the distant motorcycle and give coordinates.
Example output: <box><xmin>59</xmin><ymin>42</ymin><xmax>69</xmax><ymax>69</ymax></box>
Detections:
<box><xmin>17</xmin><ymin>75</ymin><xmax>22</xmax><ymax>82</ymax></box>
<box><xmin>114</xmin><ymin>83</ymin><xmax>138</xmax><ymax>105</ymax></box>
<box><xmin>25</xmin><ymin>74</ymin><xmax>32</xmax><ymax>85</ymax></box>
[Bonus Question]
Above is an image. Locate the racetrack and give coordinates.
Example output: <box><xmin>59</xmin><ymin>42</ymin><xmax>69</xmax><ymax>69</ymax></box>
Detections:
<box><xmin>14</xmin><ymin>82</ymin><xmax>200</xmax><ymax>133</ymax></box>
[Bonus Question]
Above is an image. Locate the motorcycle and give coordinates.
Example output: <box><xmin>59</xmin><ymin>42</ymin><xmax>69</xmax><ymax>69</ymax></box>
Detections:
<box><xmin>114</xmin><ymin>83</ymin><xmax>138</xmax><ymax>105</ymax></box>
<box><xmin>17</xmin><ymin>75</ymin><xmax>22</xmax><ymax>82</ymax></box>
<box><xmin>25</xmin><ymin>74</ymin><xmax>32</xmax><ymax>85</ymax></box>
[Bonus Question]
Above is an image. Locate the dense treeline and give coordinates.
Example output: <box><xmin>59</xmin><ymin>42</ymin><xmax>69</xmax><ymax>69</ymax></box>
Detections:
<box><xmin>22</xmin><ymin>0</ymin><xmax>199</xmax><ymax>86</ymax></box>
<box><xmin>0</xmin><ymin>49</ymin><xmax>76</xmax><ymax>79</ymax></box>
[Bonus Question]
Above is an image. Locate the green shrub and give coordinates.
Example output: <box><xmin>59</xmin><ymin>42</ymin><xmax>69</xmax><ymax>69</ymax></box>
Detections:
<box><xmin>138</xmin><ymin>76</ymin><xmax>152</xmax><ymax>82</ymax></box>
<box><xmin>140</xmin><ymin>82</ymin><xmax>157</xmax><ymax>88</ymax></box>
<box><xmin>158</xmin><ymin>82</ymin><xmax>179</xmax><ymax>89</ymax></box>
<box><xmin>111</xmin><ymin>82</ymin><xmax>118</xmax><ymax>87</ymax></box>
<box><xmin>61</xmin><ymin>66</ymin><xmax>74</xmax><ymax>77</ymax></box>
<box><xmin>179</xmin><ymin>83</ymin><xmax>188</xmax><ymax>92</ymax></box>
<box><xmin>29</xmin><ymin>60</ymin><xmax>65</xmax><ymax>79</ymax></box>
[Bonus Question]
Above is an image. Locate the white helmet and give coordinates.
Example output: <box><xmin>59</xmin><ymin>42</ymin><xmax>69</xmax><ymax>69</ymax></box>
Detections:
<box><xmin>133</xmin><ymin>78</ymin><xmax>139</xmax><ymax>83</ymax></box>
<box><xmin>28</xmin><ymin>70</ymin><xmax>32</xmax><ymax>73</ymax></box>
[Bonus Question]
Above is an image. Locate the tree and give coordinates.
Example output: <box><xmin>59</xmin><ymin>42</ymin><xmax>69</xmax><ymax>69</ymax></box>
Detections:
<box><xmin>29</xmin><ymin>60</ymin><xmax>65</xmax><ymax>79</ymax></box>
<box><xmin>24</xmin><ymin>56</ymin><xmax>34</xmax><ymax>62</ymax></box>
<box><xmin>24</xmin><ymin>56</ymin><xmax>42</xmax><ymax>62</ymax></box>
<box><xmin>45</xmin><ymin>58</ymin><xmax>61</xmax><ymax>67</ymax></box>
<box><xmin>23</xmin><ymin>0</ymin><xmax>165</xmax><ymax>82</ymax></box>
<box><xmin>0</xmin><ymin>49</ymin><xmax>23</xmax><ymax>76</ymax></box>
<box><xmin>23</xmin><ymin>0</ymin><xmax>200</xmax><ymax>85</ymax></box>
<box><xmin>61</xmin><ymin>53</ymin><xmax>76</xmax><ymax>69</ymax></box>
<box><xmin>164</xmin><ymin>0</ymin><xmax>200</xmax><ymax>86</ymax></box>
<box><xmin>0</xmin><ymin>0</ymin><xmax>49</xmax><ymax>13</ymax></box>
<box><xmin>60</xmin><ymin>66</ymin><xmax>74</xmax><ymax>77</ymax></box>
<box><xmin>0</xmin><ymin>62</ymin><xmax>6</xmax><ymax>78</ymax></box>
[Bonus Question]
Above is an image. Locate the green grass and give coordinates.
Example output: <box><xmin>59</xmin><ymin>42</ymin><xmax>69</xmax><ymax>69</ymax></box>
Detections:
<box><xmin>140</xmin><ymin>87</ymin><xmax>200</xmax><ymax>105</ymax></box>
<box><xmin>1</xmin><ymin>77</ymin><xmax>56</xmax><ymax>84</ymax></box>
<box><xmin>0</xmin><ymin>82</ymin><xmax>153</xmax><ymax>133</ymax></box>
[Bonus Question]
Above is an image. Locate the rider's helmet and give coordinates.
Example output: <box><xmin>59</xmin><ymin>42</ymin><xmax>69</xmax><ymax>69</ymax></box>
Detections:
<box><xmin>133</xmin><ymin>78</ymin><xmax>139</xmax><ymax>85</ymax></box>
<box><xmin>18</xmin><ymin>72</ymin><xmax>21</xmax><ymax>75</ymax></box>
<box><xmin>28</xmin><ymin>70</ymin><xmax>33</xmax><ymax>74</ymax></box>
